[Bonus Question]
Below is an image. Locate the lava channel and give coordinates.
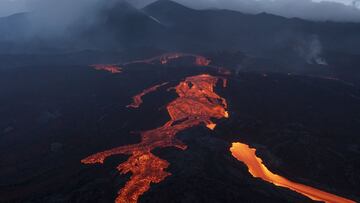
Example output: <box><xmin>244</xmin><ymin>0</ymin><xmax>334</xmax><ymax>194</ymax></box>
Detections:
<box><xmin>230</xmin><ymin>142</ymin><xmax>356</xmax><ymax>203</ymax></box>
<box><xmin>82</xmin><ymin>74</ymin><xmax>229</xmax><ymax>203</ymax></box>
<box><xmin>127</xmin><ymin>82</ymin><xmax>169</xmax><ymax>109</ymax></box>
<box><xmin>92</xmin><ymin>64</ymin><xmax>122</xmax><ymax>74</ymax></box>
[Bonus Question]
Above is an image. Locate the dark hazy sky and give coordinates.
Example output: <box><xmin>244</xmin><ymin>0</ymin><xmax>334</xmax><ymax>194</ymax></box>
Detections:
<box><xmin>1</xmin><ymin>0</ymin><xmax>360</xmax><ymax>21</ymax></box>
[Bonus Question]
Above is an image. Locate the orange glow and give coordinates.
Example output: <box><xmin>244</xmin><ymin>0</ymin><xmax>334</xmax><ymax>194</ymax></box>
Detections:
<box><xmin>91</xmin><ymin>64</ymin><xmax>122</xmax><ymax>74</ymax></box>
<box><xmin>230</xmin><ymin>142</ymin><xmax>355</xmax><ymax>203</ymax></box>
<box><xmin>206</xmin><ymin>123</ymin><xmax>217</xmax><ymax>130</ymax></box>
<box><xmin>82</xmin><ymin>74</ymin><xmax>228</xmax><ymax>203</ymax></box>
<box><xmin>127</xmin><ymin>82</ymin><xmax>168</xmax><ymax>109</ymax></box>
<box><xmin>83</xmin><ymin>59</ymin><xmax>354</xmax><ymax>203</ymax></box>
<box><xmin>195</xmin><ymin>56</ymin><xmax>211</xmax><ymax>66</ymax></box>
<box><xmin>222</xmin><ymin>78</ymin><xmax>228</xmax><ymax>88</ymax></box>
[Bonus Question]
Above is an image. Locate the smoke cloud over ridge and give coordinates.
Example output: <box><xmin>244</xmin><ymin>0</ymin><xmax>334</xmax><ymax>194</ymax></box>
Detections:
<box><xmin>2</xmin><ymin>0</ymin><xmax>360</xmax><ymax>22</ymax></box>
<box><xmin>132</xmin><ymin>0</ymin><xmax>360</xmax><ymax>22</ymax></box>
<box><xmin>176</xmin><ymin>0</ymin><xmax>360</xmax><ymax>22</ymax></box>
<box><xmin>23</xmin><ymin>0</ymin><xmax>103</xmax><ymax>37</ymax></box>
<box><xmin>1</xmin><ymin>0</ymin><xmax>360</xmax><ymax>55</ymax></box>
<box><xmin>0</xmin><ymin>0</ymin><xmax>126</xmax><ymax>40</ymax></box>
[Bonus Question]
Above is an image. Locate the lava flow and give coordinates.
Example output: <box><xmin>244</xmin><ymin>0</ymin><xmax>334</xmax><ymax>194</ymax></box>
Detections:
<box><xmin>91</xmin><ymin>64</ymin><xmax>122</xmax><ymax>74</ymax></box>
<box><xmin>127</xmin><ymin>82</ymin><xmax>169</xmax><ymax>109</ymax></box>
<box><xmin>82</xmin><ymin>74</ymin><xmax>228</xmax><ymax>203</ymax></box>
<box><xmin>230</xmin><ymin>142</ymin><xmax>356</xmax><ymax>203</ymax></box>
<box><xmin>123</xmin><ymin>53</ymin><xmax>211</xmax><ymax>67</ymax></box>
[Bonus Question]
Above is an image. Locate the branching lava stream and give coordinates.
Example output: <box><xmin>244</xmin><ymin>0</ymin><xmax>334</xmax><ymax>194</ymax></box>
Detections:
<box><xmin>231</xmin><ymin>143</ymin><xmax>355</xmax><ymax>203</ymax></box>
<box><xmin>127</xmin><ymin>82</ymin><xmax>169</xmax><ymax>109</ymax></box>
<box><xmin>82</xmin><ymin>74</ymin><xmax>229</xmax><ymax>203</ymax></box>
<box><xmin>91</xmin><ymin>64</ymin><xmax>122</xmax><ymax>74</ymax></box>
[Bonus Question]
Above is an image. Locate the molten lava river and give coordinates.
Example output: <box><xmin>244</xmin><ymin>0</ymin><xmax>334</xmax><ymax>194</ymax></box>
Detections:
<box><xmin>83</xmin><ymin>54</ymin><xmax>355</xmax><ymax>203</ymax></box>
<box><xmin>230</xmin><ymin>143</ymin><xmax>355</xmax><ymax>203</ymax></box>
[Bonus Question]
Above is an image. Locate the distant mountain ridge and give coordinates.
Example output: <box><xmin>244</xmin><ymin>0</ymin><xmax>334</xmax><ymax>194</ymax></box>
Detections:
<box><xmin>1</xmin><ymin>0</ymin><xmax>360</xmax><ymax>58</ymax></box>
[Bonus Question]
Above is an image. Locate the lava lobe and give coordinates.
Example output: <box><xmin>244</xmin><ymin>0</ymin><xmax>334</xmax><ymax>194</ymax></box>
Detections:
<box><xmin>82</xmin><ymin>74</ymin><xmax>228</xmax><ymax>203</ymax></box>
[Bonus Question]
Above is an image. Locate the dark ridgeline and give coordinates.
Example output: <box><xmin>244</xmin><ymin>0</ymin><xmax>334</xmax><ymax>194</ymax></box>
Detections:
<box><xmin>1</xmin><ymin>0</ymin><xmax>360</xmax><ymax>55</ymax></box>
<box><xmin>1</xmin><ymin>0</ymin><xmax>360</xmax><ymax>85</ymax></box>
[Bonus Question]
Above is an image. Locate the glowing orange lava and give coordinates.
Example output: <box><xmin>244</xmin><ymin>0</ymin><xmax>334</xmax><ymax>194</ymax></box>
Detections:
<box><xmin>230</xmin><ymin>142</ymin><xmax>356</xmax><ymax>203</ymax></box>
<box><xmin>82</xmin><ymin>74</ymin><xmax>228</xmax><ymax>203</ymax></box>
<box><xmin>127</xmin><ymin>82</ymin><xmax>169</xmax><ymax>109</ymax></box>
<box><xmin>92</xmin><ymin>64</ymin><xmax>122</xmax><ymax>74</ymax></box>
